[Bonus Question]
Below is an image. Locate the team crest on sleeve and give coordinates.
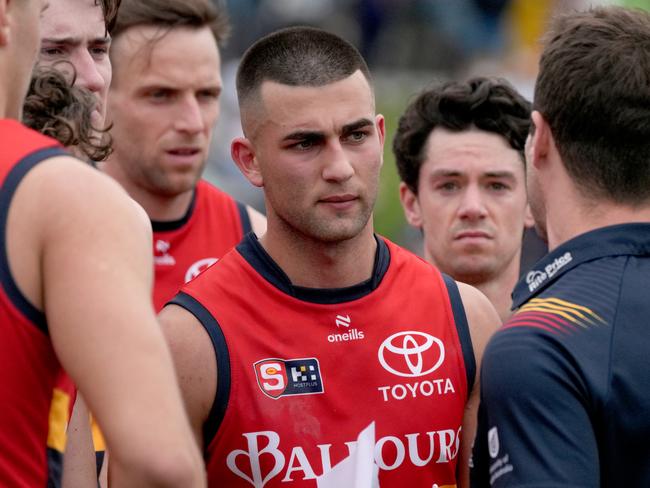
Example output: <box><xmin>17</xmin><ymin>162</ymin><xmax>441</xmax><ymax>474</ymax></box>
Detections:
<box><xmin>254</xmin><ymin>358</ymin><xmax>324</xmax><ymax>399</ymax></box>
<box><xmin>488</xmin><ymin>426</ymin><xmax>500</xmax><ymax>459</ymax></box>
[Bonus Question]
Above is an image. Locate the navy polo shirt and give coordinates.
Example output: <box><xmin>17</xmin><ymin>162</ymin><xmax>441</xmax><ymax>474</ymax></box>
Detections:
<box><xmin>471</xmin><ymin>223</ymin><xmax>650</xmax><ymax>487</ymax></box>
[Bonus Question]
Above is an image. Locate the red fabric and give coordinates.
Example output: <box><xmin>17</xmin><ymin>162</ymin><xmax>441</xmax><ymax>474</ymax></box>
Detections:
<box><xmin>0</xmin><ymin>120</ymin><xmax>61</xmax><ymax>487</ymax></box>
<box><xmin>183</xmin><ymin>238</ymin><xmax>470</xmax><ymax>487</ymax></box>
<box><xmin>153</xmin><ymin>180</ymin><xmax>245</xmax><ymax>311</ymax></box>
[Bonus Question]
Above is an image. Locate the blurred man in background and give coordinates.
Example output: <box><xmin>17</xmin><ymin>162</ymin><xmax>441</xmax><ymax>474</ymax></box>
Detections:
<box><xmin>393</xmin><ymin>77</ymin><xmax>533</xmax><ymax>321</ymax></box>
<box><xmin>101</xmin><ymin>0</ymin><xmax>266</xmax><ymax>312</ymax></box>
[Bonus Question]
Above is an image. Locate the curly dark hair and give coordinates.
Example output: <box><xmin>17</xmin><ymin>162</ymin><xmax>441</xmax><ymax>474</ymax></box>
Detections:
<box><xmin>393</xmin><ymin>77</ymin><xmax>531</xmax><ymax>193</ymax></box>
<box><xmin>23</xmin><ymin>67</ymin><xmax>113</xmax><ymax>162</ymax></box>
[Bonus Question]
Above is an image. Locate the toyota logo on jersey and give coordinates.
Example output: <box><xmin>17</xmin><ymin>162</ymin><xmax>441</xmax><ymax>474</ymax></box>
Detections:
<box><xmin>377</xmin><ymin>331</ymin><xmax>445</xmax><ymax>378</ymax></box>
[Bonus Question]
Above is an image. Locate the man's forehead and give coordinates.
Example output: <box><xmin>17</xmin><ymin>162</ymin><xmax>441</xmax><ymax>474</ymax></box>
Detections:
<box><xmin>40</xmin><ymin>0</ymin><xmax>106</xmax><ymax>38</ymax></box>
<box><xmin>112</xmin><ymin>26</ymin><xmax>222</xmax><ymax>86</ymax></box>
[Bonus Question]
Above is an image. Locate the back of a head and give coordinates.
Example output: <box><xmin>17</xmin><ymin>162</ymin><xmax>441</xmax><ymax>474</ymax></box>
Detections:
<box><xmin>236</xmin><ymin>26</ymin><xmax>372</xmax><ymax>128</ymax></box>
<box><xmin>393</xmin><ymin>77</ymin><xmax>531</xmax><ymax>192</ymax></box>
<box><xmin>23</xmin><ymin>67</ymin><xmax>112</xmax><ymax>161</ymax></box>
<box><xmin>110</xmin><ymin>0</ymin><xmax>229</xmax><ymax>42</ymax></box>
<box><xmin>535</xmin><ymin>6</ymin><xmax>650</xmax><ymax>204</ymax></box>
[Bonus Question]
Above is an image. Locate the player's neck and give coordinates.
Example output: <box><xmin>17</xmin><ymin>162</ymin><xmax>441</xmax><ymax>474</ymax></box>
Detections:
<box><xmin>545</xmin><ymin>197</ymin><xmax>650</xmax><ymax>252</ymax></box>
<box><xmin>259</xmin><ymin>222</ymin><xmax>378</xmax><ymax>289</ymax></box>
<box><xmin>132</xmin><ymin>190</ymin><xmax>194</xmax><ymax>223</ymax></box>
<box><xmin>98</xmin><ymin>160</ymin><xmax>194</xmax><ymax>221</ymax></box>
<box><xmin>472</xmin><ymin>261</ymin><xmax>521</xmax><ymax>323</ymax></box>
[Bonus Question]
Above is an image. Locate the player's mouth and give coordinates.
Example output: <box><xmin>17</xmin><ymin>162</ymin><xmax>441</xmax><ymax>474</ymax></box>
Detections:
<box><xmin>166</xmin><ymin>147</ymin><xmax>201</xmax><ymax>164</ymax></box>
<box><xmin>319</xmin><ymin>194</ymin><xmax>358</xmax><ymax>211</ymax></box>
<box><xmin>454</xmin><ymin>230</ymin><xmax>491</xmax><ymax>241</ymax></box>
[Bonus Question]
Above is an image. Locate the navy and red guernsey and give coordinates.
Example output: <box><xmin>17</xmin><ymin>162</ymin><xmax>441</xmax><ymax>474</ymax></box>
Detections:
<box><xmin>471</xmin><ymin>224</ymin><xmax>650</xmax><ymax>487</ymax></box>
<box><xmin>0</xmin><ymin>119</ymin><xmax>67</xmax><ymax>487</ymax></box>
<box><xmin>152</xmin><ymin>179</ymin><xmax>251</xmax><ymax>311</ymax></box>
<box><xmin>171</xmin><ymin>233</ymin><xmax>476</xmax><ymax>487</ymax></box>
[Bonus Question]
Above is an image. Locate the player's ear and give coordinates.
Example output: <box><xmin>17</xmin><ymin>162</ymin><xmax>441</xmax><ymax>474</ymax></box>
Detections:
<box><xmin>529</xmin><ymin>110</ymin><xmax>550</xmax><ymax>170</ymax></box>
<box><xmin>231</xmin><ymin>137</ymin><xmax>263</xmax><ymax>188</ymax></box>
<box><xmin>523</xmin><ymin>203</ymin><xmax>535</xmax><ymax>229</ymax></box>
<box><xmin>399</xmin><ymin>182</ymin><xmax>423</xmax><ymax>228</ymax></box>
<box><xmin>376</xmin><ymin>114</ymin><xmax>386</xmax><ymax>149</ymax></box>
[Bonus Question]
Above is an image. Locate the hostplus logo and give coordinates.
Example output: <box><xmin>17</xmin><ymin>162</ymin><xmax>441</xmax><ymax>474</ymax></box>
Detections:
<box><xmin>327</xmin><ymin>314</ymin><xmax>365</xmax><ymax>343</ymax></box>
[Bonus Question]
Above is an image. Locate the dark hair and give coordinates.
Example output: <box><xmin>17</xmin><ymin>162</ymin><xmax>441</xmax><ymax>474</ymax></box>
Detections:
<box><xmin>110</xmin><ymin>0</ymin><xmax>229</xmax><ymax>42</ymax></box>
<box><xmin>236</xmin><ymin>26</ymin><xmax>372</xmax><ymax>110</ymax></box>
<box><xmin>534</xmin><ymin>6</ymin><xmax>650</xmax><ymax>204</ymax></box>
<box><xmin>97</xmin><ymin>0</ymin><xmax>121</xmax><ymax>34</ymax></box>
<box><xmin>393</xmin><ymin>77</ymin><xmax>531</xmax><ymax>192</ymax></box>
<box><xmin>23</xmin><ymin>67</ymin><xmax>112</xmax><ymax>162</ymax></box>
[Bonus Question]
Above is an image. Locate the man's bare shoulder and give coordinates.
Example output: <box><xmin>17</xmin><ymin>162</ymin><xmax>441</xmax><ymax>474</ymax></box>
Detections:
<box><xmin>24</xmin><ymin>155</ymin><xmax>150</xmax><ymax>233</ymax></box>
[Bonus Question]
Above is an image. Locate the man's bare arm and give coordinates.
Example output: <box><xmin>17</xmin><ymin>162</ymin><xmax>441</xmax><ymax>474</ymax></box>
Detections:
<box><xmin>159</xmin><ymin>303</ymin><xmax>217</xmax><ymax>448</ymax></box>
<box><xmin>455</xmin><ymin>282</ymin><xmax>501</xmax><ymax>488</ymax></box>
<box><xmin>8</xmin><ymin>156</ymin><xmax>205</xmax><ymax>487</ymax></box>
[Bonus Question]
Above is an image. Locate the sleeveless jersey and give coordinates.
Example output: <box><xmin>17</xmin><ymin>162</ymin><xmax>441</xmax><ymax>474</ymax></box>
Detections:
<box><xmin>0</xmin><ymin>119</ymin><xmax>67</xmax><ymax>487</ymax></box>
<box><xmin>172</xmin><ymin>234</ymin><xmax>476</xmax><ymax>487</ymax></box>
<box><xmin>152</xmin><ymin>179</ymin><xmax>251</xmax><ymax>311</ymax></box>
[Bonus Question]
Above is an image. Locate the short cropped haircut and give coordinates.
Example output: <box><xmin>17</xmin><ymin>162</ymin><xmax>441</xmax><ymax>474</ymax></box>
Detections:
<box><xmin>534</xmin><ymin>6</ymin><xmax>650</xmax><ymax>204</ymax></box>
<box><xmin>393</xmin><ymin>77</ymin><xmax>531</xmax><ymax>193</ymax></box>
<box><xmin>110</xmin><ymin>0</ymin><xmax>229</xmax><ymax>42</ymax></box>
<box><xmin>236</xmin><ymin>26</ymin><xmax>372</xmax><ymax>115</ymax></box>
<box><xmin>23</xmin><ymin>67</ymin><xmax>112</xmax><ymax>161</ymax></box>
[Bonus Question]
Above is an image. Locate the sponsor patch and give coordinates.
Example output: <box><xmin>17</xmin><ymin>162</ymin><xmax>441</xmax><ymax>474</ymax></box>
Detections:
<box><xmin>254</xmin><ymin>358</ymin><xmax>324</xmax><ymax>399</ymax></box>
<box><xmin>526</xmin><ymin>251</ymin><xmax>573</xmax><ymax>292</ymax></box>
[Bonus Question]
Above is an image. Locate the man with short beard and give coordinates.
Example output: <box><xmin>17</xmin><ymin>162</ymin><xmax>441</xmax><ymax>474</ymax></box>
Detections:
<box><xmin>100</xmin><ymin>0</ymin><xmax>266</xmax><ymax>313</ymax></box>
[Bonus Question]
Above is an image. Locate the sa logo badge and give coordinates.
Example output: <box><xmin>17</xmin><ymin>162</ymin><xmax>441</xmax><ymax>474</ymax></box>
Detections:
<box><xmin>254</xmin><ymin>358</ymin><xmax>324</xmax><ymax>399</ymax></box>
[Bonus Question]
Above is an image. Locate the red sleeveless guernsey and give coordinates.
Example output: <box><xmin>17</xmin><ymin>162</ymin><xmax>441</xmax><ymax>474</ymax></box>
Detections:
<box><xmin>152</xmin><ymin>179</ymin><xmax>251</xmax><ymax>311</ymax></box>
<box><xmin>172</xmin><ymin>234</ymin><xmax>475</xmax><ymax>488</ymax></box>
<box><xmin>0</xmin><ymin>120</ymin><xmax>66</xmax><ymax>487</ymax></box>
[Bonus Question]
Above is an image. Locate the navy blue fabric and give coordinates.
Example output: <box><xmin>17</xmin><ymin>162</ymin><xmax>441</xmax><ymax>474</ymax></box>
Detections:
<box><xmin>236</xmin><ymin>232</ymin><xmax>391</xmax><ymax>304</ymax></box>
<box><xmin>472</xmin><ymin>223</ymin><xmax>650</xmax><ymax>487</ymax></box>
<box><xmin>236</xmin><ymin>201</ymin><xmax>252</xmax><ymax>235</ymax></box>
<box><xmin>442</xmin><ymin>274</ymin><xmax>475</xmax><ymax>396</ymax></box>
